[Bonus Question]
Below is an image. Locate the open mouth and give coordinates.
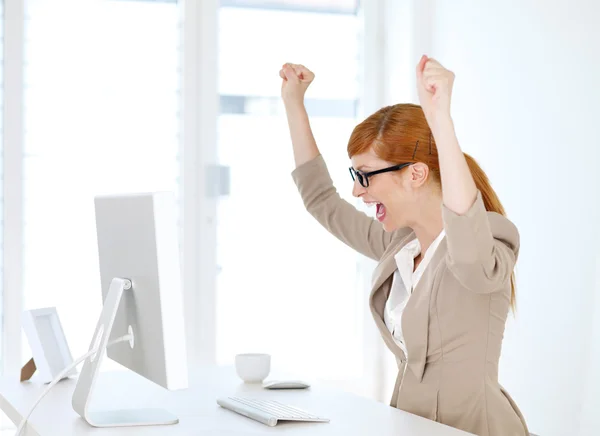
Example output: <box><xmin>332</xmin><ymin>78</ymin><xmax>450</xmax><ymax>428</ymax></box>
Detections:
<box><xmin>375</xmin><ymin>202</ymin><xmax>386</xmax><ymax>222</ymax></box>
<box><xmin>364</xmin><ymin>201</ymin><xmax>387</xmax><ymax>222</ymax></box>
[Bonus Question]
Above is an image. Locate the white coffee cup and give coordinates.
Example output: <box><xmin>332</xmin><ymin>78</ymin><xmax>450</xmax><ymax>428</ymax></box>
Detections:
<box><xmin>235</xmin><ymin>353</ymin><xmax>271</xmax><ymax>383</ymax></box>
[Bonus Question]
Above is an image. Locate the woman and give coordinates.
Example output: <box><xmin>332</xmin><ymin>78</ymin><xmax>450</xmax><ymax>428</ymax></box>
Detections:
<box><xmin>279</xmin><ymin>56</ymin><xmax>529</xmax><ymax>436</ymax></box>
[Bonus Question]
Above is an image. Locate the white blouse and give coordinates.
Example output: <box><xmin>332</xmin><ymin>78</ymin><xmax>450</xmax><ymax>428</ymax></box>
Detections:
<box><xmin>383</xmin><ymin>230</ymin><xmax>446</xmax><ymax>356</ymax></box>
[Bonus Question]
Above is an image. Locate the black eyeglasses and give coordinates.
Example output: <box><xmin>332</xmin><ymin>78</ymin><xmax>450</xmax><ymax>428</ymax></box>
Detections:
<box><xmin>349</xmin><ymin>163</ymin><xmax>413</xmax><ymax>188</ymax></box>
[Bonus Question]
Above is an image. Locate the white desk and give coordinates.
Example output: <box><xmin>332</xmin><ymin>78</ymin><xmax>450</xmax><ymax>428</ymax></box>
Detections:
<box><xmin>0</xmin><ymin>366</ymin><xmax>473</xmax><ymax>436</ymax></box>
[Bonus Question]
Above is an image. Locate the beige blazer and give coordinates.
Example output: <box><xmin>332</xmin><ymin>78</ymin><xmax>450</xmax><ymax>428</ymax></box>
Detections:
<box><xmin>292</xmin><ymin>155</ymin><xmax>529</xmax><ymax>436</ymax></box>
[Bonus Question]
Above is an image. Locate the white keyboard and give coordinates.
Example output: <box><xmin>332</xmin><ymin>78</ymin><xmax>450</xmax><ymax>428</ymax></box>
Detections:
<box><xmin>217</xmin><ymin>396</ymin><xmax>330</xmax><ymax>427</ymax></box>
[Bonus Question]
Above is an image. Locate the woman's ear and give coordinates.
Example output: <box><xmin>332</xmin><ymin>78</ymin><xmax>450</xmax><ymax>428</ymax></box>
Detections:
<box><xmin>409</xmin><ymin>163</ymin><xmax>430</xmax><ymax>187</ymax></box>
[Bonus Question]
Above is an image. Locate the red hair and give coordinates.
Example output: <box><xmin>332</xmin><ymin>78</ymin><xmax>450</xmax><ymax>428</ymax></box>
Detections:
<box><xmin>347</xmin><ymin>103</ymin><xmax>515</xmax><ymax>310</ymax></box>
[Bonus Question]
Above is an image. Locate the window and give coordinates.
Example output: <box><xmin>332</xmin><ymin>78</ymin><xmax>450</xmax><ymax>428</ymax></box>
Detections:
<box><xmin>216</xmin><ymin>1</ymin><xmax>365</xmax><ymax>383</ymax></box>
<box><xmin>2</xmin><ymin>0</ymin><xmax>385</xmax><ymax>401</ymax></box>
<box><xmin>22</xmin><ymin>0</ymin><xmax>181</xmax><ymax>363</ymax></box>
<box><xmin>221</xmin><ymin>0</ymin><xmax>357</xmax><ymax>14</ymax></box>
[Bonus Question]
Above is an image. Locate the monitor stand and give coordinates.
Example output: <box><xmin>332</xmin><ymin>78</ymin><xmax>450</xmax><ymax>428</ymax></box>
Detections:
<box><xmin>72</xmin><ymin>277</ymin><xmax>179</xmax><ymax>427</ymax></box>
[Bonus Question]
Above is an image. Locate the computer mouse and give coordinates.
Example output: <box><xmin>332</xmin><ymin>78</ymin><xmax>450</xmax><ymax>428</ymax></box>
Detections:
<box><xmin>262</xmin><ymin>380</ymin><xmax>311</xmax><ymax>390</ymax></box>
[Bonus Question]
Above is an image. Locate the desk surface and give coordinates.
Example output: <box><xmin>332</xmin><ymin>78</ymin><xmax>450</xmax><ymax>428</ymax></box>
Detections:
<box><xmin>0</xmin><ymin>366</ymin><xmax>473</xmax><ymax>436</ymax></box>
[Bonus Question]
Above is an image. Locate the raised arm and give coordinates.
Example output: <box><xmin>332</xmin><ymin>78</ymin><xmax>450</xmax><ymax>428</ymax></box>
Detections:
<box><xmin>279</xmin><ymin>64</ymin><xmax>319</xmax><ymax>167</ymax></box>
<box><xmin>280</xmin><ymin>63</ymin><xmax>397</xmax><ymax>261</ymax></box>
<box><xmin>417</xmin><ymin>55</ymin><xmax>518</xmax><ymax>292</ymax></box>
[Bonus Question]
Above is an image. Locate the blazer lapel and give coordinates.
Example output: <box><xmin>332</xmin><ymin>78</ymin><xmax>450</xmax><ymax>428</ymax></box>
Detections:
<box><xmin>370</xmin><ymin>254</ymin><xmax>399</xmax><ymax>315</ymax></box>
<box><xmin>371</xmin><ymin>232</ymin><xmax>416</xmax><ymax>296</ymax></box>
<box><xmin>369</xmin><ymin>232</ymin><xmax>416</xmax><ymax>360</ymax></box>
<box><xmin>401</xmin><ymin>238</ymin><xmax>448</xmax><ymax>382</ymax></box>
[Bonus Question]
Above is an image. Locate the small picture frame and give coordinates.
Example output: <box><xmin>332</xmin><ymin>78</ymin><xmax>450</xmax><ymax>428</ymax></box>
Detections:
<box><xmin>22</xmin><ymin>307</ymin><xmax>76</xmax><ymax>383</ymax></box>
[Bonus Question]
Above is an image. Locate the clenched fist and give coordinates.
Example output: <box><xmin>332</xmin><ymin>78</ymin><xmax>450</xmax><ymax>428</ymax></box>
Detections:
<box><xmin>279</xmin><ymin>63</ymin><xmax>315</xmax><ymax>106</ymax></box>
<box><xmin>416</xmin><ymin>55</ymin><xmax>455</xmax><ymax>134</ymax></box>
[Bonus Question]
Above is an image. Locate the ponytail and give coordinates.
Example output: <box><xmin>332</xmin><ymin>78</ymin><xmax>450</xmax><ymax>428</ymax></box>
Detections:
<box><xmin>463</xmin><ymin>153</ymin><xmax>516</xmax><ymax>312</ymax></box>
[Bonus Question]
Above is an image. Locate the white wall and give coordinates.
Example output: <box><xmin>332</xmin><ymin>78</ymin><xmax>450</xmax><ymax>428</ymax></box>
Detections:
<box><xmin>579</xmin><ymin>257</ymin><xmax>600</xmax><ymax>435</ymax></box>
<box><xmin>421</xmin><ymin>1</ymin><xmax>600</xmax><ymax>435</ymax></box>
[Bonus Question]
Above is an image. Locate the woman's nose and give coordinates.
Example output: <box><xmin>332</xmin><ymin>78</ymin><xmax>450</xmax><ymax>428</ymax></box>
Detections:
<box><xmin>352</xmin><ymin>179</ymin><xmax>366</xmax><ymax>197</ymax></box>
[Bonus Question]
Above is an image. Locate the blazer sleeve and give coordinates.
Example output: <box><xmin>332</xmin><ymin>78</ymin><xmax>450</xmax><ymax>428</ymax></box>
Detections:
<box><xmin>442</xmin><ymin>190</ymin><xmax>520</xmax><ymax>293</ymax></box>
<box><xmin>291</xmin><ymin>154</ymin><xmax>409</xmax><ymax>262</ymax></box>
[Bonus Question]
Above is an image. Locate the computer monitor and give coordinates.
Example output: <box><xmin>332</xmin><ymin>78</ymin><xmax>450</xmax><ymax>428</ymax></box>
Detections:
<box><xmin>72</xmin><ymin>192</ymin><xmax>188</xmax><ymax>428</ymax></box>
